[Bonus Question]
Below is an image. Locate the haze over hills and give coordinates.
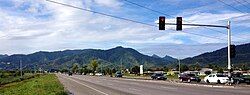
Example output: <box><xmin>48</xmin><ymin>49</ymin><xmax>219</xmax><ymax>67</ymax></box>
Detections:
<box><xmin>181</xmin><ymin>43</ymin><xmax>250</xmax><ymax>67</ymax></box>
<box><xmin>0</xmin><ymin>46</ymin><xmax>175</xmax><ymax>70</ymax></box>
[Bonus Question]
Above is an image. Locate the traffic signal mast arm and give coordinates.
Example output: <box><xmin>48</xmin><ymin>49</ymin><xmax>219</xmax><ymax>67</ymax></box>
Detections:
<box><xmin>164</xmin><ymin>23</ymin><xmax>228</xmax><ymax>29</ymax></box>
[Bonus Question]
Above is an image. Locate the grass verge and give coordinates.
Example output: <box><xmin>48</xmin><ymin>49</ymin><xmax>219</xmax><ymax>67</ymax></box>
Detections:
<box><xmin>0</xmin><ymin>73</ymin><xmax>40</xmax><ymax>85</ymax></box>
<box><xmin>0</xmin><ymin>74</ymin><xmax>67</xmax><ymax>95</ymax></box>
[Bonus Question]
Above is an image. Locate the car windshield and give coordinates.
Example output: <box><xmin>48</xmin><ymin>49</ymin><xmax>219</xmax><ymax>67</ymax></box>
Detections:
<box><xmin>187</xmin><ymin>74</ymin><xmax>195</xmax><ymax>77</ymax></box>
<box><xmin>155</xmin><ymin>74</ymin><xmax>163</xmax><ymax>76</ymax></box>
<box><xmin>217</xmin><ymin>74</ymin><xmax>226</xmax><ymax>77</ymax></box>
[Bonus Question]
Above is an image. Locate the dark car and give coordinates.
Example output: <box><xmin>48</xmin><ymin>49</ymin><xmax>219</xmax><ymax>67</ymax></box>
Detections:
<box><xmin>115</xmin><ymin>72</ymin><xmax>123</xmax><ymax>77</ymax></box>
<box><xmin>179</xmin><ymin>73</ymin><xmax>201</xmax><ymax>83</ymax></box>
<box><xmin>68</xmin><ymin>72</ymin><xmax>73</xmax><ymax>76</ymax></box>
<box><xmin>232</xmin><ymin>73</ymin><xmax>250</xmax><ymax>84</ymax></box>
<box><xmin>151</xmin><ymin>73</ymin><xmax>167</xmax><ymax>80</ymax></box>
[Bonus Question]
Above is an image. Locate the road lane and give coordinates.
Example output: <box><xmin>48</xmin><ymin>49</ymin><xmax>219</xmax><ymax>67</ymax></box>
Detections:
<box><xmin>57</xmin><ymin>74</ymin><xmax>134</xmax><ymax>95</ymax></box>
<box><xmin>57</xmin><ymin>74</ymin><xmax>250</xmax><ymax>95</ymax></box>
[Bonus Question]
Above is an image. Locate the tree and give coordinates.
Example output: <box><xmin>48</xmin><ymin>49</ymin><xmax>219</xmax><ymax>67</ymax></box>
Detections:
<box><xmin>131</xmin><ymin>66</ymin><xmax>140</xmax><ymax>75</ymax></box>
<box><xmin>82</xmin><ymin>65</ymin><xmax>88</xmax><ymax>75</ymax></box>
<box><xmin>72</xmin><ymin>63</ymin><xmax>79</xmax><ymax>73</ymax></box>
<box><xmin>90</xmin><ymin>59</ymin><xmax>99</xmax><ymax>75</ymax></box>
<box><xmin>241</xmin><ymin>64</ymin><xmax>249</xmax><ymax>71</ymax></box>
<box><xmin>104</xmin><ymin>67</ymin><xmax>112</xmax><ymax>75</ymax></box>
<box><xmin>189</xmin><ymin>63</ymin><xmax>201</xmax><ymax>71</ymax></box>
<box><xmin>217</xmin><ymin>68</ymin><xmax>224</xmax><ymax>73</ymax></box>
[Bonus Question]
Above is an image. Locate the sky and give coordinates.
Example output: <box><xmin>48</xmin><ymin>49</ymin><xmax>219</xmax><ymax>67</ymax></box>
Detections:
<box><xmin>0</xmin><ymin>0</ymin><xmax>249</xmax><ymax>59</ymax></box>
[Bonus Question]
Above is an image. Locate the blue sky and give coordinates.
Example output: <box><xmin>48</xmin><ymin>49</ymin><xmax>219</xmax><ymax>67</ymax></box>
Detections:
<box><xmin>0</xmin><ymin>0</ymin><xmax>249</xmax><ymax>59</ymax></box>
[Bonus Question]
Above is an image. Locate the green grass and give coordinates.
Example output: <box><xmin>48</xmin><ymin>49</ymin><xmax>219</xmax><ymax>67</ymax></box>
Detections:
<box><xmin>166</xmin><ymin>75</ymin><xmax>179</xmax><ymax>80</ymax></box>
<box><xmin>0</xmin><ymin>73</ymin><xmax>39</xmax><ymax>85</ymax></box>
<box><xmin>0</xmin><ymin>74</ymin><xmax>67</xmax><ymax>95</ymax></box>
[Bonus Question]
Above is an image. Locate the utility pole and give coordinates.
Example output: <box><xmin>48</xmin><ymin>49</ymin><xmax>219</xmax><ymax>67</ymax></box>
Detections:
<box><xmin>20</xmin><ymin>60</ymin><xmax>22</xmax><ymax>78</ymax></box>
<box><xmin>227</xmin><ymin>21</ymin><xmax>232</xmax><ymax>84</ymax></box>
<box><xmin>101</xmin><ymin>63</ymin><xmax>103</xmax><ymax>75</ymax></box>
<box><xmin>120</xmin><ymin>58</ymin><xmax>122</xmax><ymax>73</ymax></box>
<box><xmin>178</xmin><ymin>59</ymin><xmax>181</xmax><ymax>74</ymax></box>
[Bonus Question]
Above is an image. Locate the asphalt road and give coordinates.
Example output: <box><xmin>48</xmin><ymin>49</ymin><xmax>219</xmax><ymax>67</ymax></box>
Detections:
<box><xmin>57</xmin><ymin>74</ymin><xmax>250</xmax><ymax>95</ymax></box>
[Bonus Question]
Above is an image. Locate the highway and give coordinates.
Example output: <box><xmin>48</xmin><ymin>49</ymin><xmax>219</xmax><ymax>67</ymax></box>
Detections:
<box><xmin>57</xmin><ymin>74</ymin><xmax>250</xmax><ymax>95</ymax></box>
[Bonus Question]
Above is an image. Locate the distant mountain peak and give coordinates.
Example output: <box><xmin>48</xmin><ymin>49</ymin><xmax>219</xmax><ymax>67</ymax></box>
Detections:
<box><xmin>115</xmin><ymin>46</ymin><xmax>124</xmax><ymax>48</ymax></box>
<box><xmin>163</xmin><ymin>55</ymin><xmax>177</xmax><ymax>62</ymax></box>
<box><xmin>152</xmin><ymin>54</ymin><xmax>161</xmax><ymax>58</ymax></box>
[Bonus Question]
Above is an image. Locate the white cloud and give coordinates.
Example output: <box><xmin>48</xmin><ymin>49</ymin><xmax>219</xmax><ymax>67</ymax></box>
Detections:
<box><xmin>93</xmin><ymin>0</ymin><xmax>122</xmax><ymax>8</ymax></box>
<box><xmin>0</xmin><ymin>0</ymin><xmax>249</xmax><ymax>57</ymax></box>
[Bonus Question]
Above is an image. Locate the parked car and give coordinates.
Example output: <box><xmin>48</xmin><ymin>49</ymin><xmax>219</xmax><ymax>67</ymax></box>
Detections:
<box><xmin>204</xmin><ymin>74</ymin><xmax>229</xmax><ymax>84</ymax></box>
<box><xmin>232</xmin><ymin>73</ymin><xmax>250</xmax><ymax>84</ymax></box>
<box><xmin>95</xmin><ymin>73</ymin><xmax>103</xmax><ymax>76</ymax></box>
<box><xmin>115</xmin><ymin>71</ymin><xmax>123</xmax><ymax>77</ymax></box>
<box><xmin>151</xmin><ymin>73</ymin><xmax>167</xmax><ymax>80</ymax></box>
<box><xmin>68</xmin><ymin>72</ymin><xmax>73</xmax><ymax>76</ymax></box>
<box><xmin>179</xmin><ymin>73</ymin><xmax>201</xmax><ymax>83</ymax></box>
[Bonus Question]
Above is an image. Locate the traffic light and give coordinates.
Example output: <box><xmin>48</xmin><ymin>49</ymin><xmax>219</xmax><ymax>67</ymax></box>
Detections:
<box><xmin>176</xmin><ymin>17</ymin><xmax>182</xmax><ymax>31</ymax></box>
<box><xmin>159</xmin><ymin>16</ymin><xmax>165</xmax><ymax>30</ymax></box>
<box><xmin>230</xmin><ymin>45</ymin><xmax>236</xmax><ymax>58</ymax></box>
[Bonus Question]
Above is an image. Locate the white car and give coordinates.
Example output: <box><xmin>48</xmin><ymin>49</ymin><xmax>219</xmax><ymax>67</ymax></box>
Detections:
<box><xmin>95</xmin><ymin>73</ymin><xmax>103</xmax><ymax>76</ymax></box>
<box><xmin>204</xmin><ymin>74</ymin><xmax>229</xmax><ymax>84</ymax></box>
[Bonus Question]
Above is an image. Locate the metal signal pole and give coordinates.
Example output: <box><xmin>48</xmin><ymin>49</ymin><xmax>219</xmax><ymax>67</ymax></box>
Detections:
<box><xmin>227</xmin><ymin>21</ymin><xmax>232</xmax><ymax>84</ymax></box>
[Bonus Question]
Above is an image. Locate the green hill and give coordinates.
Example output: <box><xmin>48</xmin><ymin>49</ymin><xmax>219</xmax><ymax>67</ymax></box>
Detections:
<box><xmin>181</xmin><ymin>43</ymin><xmax>250</xmax><ymax>67</ymax></box>
<box><xmin>0</xmin><ymin>46</ymin><xmax>175</xmax><ymax>70</ymax></box>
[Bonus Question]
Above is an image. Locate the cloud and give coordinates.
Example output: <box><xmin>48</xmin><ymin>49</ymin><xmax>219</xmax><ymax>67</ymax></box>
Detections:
<box><xmin>0</xmin><ymin>0</ymin><xmax>249</xmax><ymax>58</ymax></box>
<box><xmin>93</xmin><ymin>0</ymin><xmax>122</xmax><ymax>8</ymax></box>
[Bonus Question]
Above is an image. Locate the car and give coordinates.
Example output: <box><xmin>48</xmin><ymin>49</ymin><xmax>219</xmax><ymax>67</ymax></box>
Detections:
<box><xmin>95</xmin><ymin>73</ymin><xmax>103</xmax><ymax>76</ymax></box>
<box><xmin>151</xmin><ymin>73</ymin><xmax>167</xmax><ymax>80</ymax></box>
<box><xmin>204</xmin><ymin>74</ymin><xmax>229</xmax><ymax>84</ymax></box>
<box><xmin>115</xmin><ymin>71</ymin><xmax>123</xmax><ymax>77</ymax></box>
<box><xmin>68</xmin><ymin>72</ymin><xmax>73</xmax><ymax>76</ymax></box>
<box><xmin>232</xmin><ymin>73</ymin><xmax>250</xmax><ymax>84</ymax></box>
<box><xmin>179</xmin><ymin>73</ymin><xmax>201</xmax><ymax>83</ymax></box>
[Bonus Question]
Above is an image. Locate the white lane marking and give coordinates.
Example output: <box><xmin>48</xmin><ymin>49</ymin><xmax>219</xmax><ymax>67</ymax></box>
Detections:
<box><xmin>128</xmin><ymin>88</ymin><xmax>140</xmax><ymax>91</ymax></box>
<box><xmin>60</xmin><ymin>75</ymin><xmax>109</xmax><ymax>95</ymax></box>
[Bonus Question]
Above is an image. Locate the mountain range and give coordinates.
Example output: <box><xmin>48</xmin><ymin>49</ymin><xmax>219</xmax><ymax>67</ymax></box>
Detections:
<box><xmin>0</xmin><ymin>46</ymin><xmax>174</xmax><ymax>70</ymax></box>
<box><xmin>0</xmin><ymin>43</ymin><xmax>249</xmax><ymax>70</ymax></box>
<box><xmin>181</xmin><ymin>43</ymin><xmax>250</xmax><ymax>67</ymax></box>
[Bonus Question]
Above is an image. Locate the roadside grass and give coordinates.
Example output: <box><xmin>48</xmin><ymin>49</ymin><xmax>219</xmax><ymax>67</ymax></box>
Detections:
<box><xmin>0</xmin><ymin>74</ymin><xmax>67</xmax><ymax>95</ymax></box>
<box><xmin>0</xmin><ymin>73</ymin><xmax>39</xmax><ymax>85</ymax></box>
<box><xmin>166</xmin><ymin>75</ymin><xmax>179</xmax><ymax>80</ymax></box>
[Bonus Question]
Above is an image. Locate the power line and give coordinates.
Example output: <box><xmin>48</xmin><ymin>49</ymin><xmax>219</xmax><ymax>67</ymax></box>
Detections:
<box><xmin>46</xmin><ymin>0</ymin><xmax>156</xmax><ymax>27</ymax></box>
<box><xmin>242</xmin><ymin>0</ymin><xmax>250</xmax><ymax>5</ymax></box>
<box><xmin>233</xmin><ymin>0</ymin><xmax>250</xmax><ymax>10</ymax></box>
<box><xmin>123</xmin><ymin>0</ymin><xmax>173</xmax><ymax>18</ymax></box>
<box><xmin>217</xmin><ymin>0</ymin><xmax>246</xmax><ymax>13</ymax></box>
<box><xmin>123</xmin><ymin>0</ymin><xmax>228</xmax><ymax>35</ymax></box>
<box><xmin>123</xmin><ymin>0</ymin><xmax>249</xmax><ymax>42</ymax></box>
<box><xmin>45</xmin><ymin>0</ymin><xmax>227</xmax><ymax>41</ymax></box>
